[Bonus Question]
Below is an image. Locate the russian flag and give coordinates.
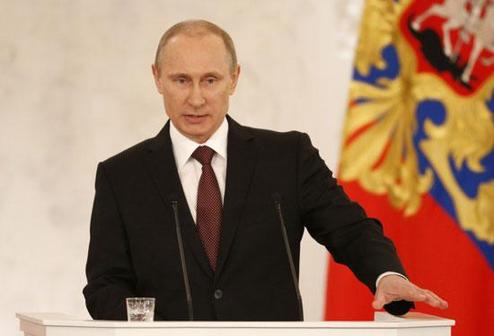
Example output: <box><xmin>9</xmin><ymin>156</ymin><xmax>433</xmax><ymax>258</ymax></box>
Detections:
<box><xmin>325</xmin><ymin>1</ymin><xmax>494</xmax><ymax>335</ymax></box>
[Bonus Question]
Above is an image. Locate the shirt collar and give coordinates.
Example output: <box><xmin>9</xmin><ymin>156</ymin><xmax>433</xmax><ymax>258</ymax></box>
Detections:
<box><xmin>169</xmin><ymin>118</ymin><xmax>228</xmax><ymax>169</ymax></box>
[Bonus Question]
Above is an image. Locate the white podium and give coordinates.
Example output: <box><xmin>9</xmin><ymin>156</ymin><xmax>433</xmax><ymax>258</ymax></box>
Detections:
<box><xmin>17</xmin><ymin>312</ymin><xmax>454</xmax><ymax>336</ymax></box>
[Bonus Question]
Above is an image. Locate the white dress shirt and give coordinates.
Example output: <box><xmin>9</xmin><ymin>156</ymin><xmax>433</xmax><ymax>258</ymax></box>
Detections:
<box><xmin>169</xmin><ymin>118</ymin><xmax>228</xmax><ymax>223</ymax></box>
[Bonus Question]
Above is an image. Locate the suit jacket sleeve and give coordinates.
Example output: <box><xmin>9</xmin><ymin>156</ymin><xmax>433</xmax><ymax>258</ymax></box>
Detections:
<box><xmin>83</xmin><ymin>162</ymin><xmax>136</xmax><ymax>320</ymax></box>
<box><xmin>295</xmin><ymin>133</ymin><xmax>413</xmax><ymax>315</ymax></box>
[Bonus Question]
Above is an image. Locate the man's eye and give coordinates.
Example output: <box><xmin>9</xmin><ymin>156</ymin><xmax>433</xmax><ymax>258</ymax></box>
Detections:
<box><xmin>205</xmin><ymin>77</ymin><xmax>217</xmax><ymax>85</ymax></box>
<box><xmin>175</xmin><ymin>77</ymin><xmax>188</xmax><ymax>84</ymax></box>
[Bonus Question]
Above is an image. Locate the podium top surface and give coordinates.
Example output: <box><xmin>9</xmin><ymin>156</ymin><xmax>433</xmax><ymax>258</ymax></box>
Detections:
<box><xmin>16</xmin><ymin>312</ymin><xmax>455</xmax><ymax>329</ymax></box>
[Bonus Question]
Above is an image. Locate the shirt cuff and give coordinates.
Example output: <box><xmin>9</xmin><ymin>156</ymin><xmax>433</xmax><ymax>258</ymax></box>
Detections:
<box><xmin>375</xmin><ymin>272</ymin><xmax>408</xmax><ymax>289</ymax></box>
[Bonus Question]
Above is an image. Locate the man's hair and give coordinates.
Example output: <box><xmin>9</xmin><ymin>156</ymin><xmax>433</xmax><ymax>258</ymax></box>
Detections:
<box><xmin>154</xmin><ymin>19</ymin><xmax>238</xmax><ymax>73</ymax></box>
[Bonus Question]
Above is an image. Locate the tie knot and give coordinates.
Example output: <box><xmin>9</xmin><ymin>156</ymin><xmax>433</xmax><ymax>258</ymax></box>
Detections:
<box><xmin>192</xmin><ymin>146</ymin><xmax>215</xmax><ymax>165</ymax></box>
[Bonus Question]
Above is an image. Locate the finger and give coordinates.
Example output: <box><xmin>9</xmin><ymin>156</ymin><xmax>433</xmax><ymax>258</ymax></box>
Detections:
<box><xmin>372</xmin><ymin>296</ymin><xmax>385</xmax><ymax>310</ymax></box>
<box><xmin>432</xmin><ymin>292</ymin><xmax>448</xmax><ymax>309</ymax></box>
<box><xmin>422</xmin><ymin>289</ymin><xmax>448</xmax><ymax>309</ymax></box>
<box><xmin>372</xmin><ymin>290</ymin><xmax>386</xmax><ymax>309</ymax></box>
<box><xmin>412</xmin><ymin>288</ymin><xmax>447</xmax><ymax>309</ymax></box>
<box><xmin>395</xmin><ymin>285</ymin><xmax>426</xmax><ymax>302</ymax></box>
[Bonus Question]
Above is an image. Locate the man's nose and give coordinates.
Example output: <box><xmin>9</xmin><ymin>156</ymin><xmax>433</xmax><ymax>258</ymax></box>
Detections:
<box><xmin>187</xmin><ymin>84</ymin><xmax>206</xmax><ymax>108</ymax></box>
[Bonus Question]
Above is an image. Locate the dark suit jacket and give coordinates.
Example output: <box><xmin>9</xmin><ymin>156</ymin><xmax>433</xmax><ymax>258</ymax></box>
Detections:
<box><xmin>83</xmin><ymin>116</ymin><xmax>412</xmax><ymax>320</ymax></box>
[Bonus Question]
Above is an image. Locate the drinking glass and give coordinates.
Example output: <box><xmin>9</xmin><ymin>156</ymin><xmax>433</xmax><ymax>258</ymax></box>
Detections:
<box><xmin>126</xmin><ymin>297</ymin><xmax>155</xmax><ymax>321</ymax></box>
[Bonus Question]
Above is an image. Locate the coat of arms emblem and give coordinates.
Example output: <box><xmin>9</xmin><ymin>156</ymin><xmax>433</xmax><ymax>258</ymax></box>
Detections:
<box><xmin>340</xmin><ymin>0</ymin><xmax>494</xmax><ymax>264</ymax></box>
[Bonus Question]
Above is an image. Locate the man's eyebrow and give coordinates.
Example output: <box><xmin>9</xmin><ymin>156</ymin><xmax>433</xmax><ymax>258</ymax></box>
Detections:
<box><xmin>166</xmin><ymin>72</ymin><xmax>224</xmax><ymax>78</ymax></box>
<box><xmin>203</xmin><ymin>71</ymin><xmax>224</xmax><ymax>78</ymax></box>
<box><xmin>167</xmin><ymin>72</ymin><xmax>190</xmax><ymax>78</ymax></box>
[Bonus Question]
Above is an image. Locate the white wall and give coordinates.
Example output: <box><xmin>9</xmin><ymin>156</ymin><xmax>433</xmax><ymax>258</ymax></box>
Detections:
<box><xmin>0</xmin><ymin>0</ymin><xmax>363</xmax><ymax>334</ymax></box>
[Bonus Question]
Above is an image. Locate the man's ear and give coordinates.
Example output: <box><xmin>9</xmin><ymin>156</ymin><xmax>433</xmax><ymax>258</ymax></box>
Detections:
<box><xmin>151</xmin><ymin>64</ymin><xmax>163</xmax><ymax>94</ymax></box>
<box><xmin>229</xmin><ymin>64</ymin><xmax>241</xmax><ymax>95</ymax></box>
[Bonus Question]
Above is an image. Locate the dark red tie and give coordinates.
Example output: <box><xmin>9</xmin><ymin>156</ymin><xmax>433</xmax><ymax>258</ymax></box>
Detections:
<box><xmin>192</xmin><ymin>146</ymin><xmax>222</xmax><ymax>271</ymax></box>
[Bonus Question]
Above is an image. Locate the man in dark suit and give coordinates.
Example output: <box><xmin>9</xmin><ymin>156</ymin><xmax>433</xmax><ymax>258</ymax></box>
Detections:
<box><xmin>83</xmin><ymin>20</ymin><xmax>447</xmax><ymax>321</ymax></box>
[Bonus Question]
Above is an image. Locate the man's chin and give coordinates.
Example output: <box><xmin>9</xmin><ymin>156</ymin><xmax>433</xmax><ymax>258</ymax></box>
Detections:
<box><xmin>181</xmin><ymin>127</ymin><xmax>211</xmax><ymax>144</ymax></box>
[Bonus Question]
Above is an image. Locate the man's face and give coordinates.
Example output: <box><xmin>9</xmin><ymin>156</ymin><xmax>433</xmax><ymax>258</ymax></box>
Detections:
<box><xmin>152</xmin><ymin>33</ymin><xmax>240</xmax><ymax>143</ymax></box>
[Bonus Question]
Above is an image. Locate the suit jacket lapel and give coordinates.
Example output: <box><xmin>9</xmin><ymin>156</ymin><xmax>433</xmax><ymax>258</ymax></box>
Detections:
<box><xmin>143</xmin><ymin>122</ymin><xmax>213</xmax><ymax>279</ymax></box>
<box><xmin>215</xmin><ymin>116</ymin><xmax>257</xmax><ymax>279</ymax></box>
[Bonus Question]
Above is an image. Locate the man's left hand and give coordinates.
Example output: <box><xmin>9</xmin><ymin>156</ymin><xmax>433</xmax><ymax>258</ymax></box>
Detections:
<box><xmin>372</xmin><ymin>275</ymin><xmax>448</xmax><ymax>310</ymax></box>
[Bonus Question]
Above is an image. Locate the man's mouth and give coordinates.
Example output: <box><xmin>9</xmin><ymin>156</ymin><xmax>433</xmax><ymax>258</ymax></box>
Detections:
<box><xmin>184</xmin><ymin>114</ymin><xmax>207</xmax><ymax>124</ymax></box>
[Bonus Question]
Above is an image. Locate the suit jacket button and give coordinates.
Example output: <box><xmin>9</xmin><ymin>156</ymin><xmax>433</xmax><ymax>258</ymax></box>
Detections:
<box><xmin>214</xmin><ymin>289</ymin><xmax>223</xmax><ymax>299</ymax></box>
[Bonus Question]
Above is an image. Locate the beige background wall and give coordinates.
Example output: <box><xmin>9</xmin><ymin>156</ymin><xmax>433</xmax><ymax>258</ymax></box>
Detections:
<box><xmin>0</xmin><ymin>0</ymin><xmax>364</xmax><ymax>334</ymax></box>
